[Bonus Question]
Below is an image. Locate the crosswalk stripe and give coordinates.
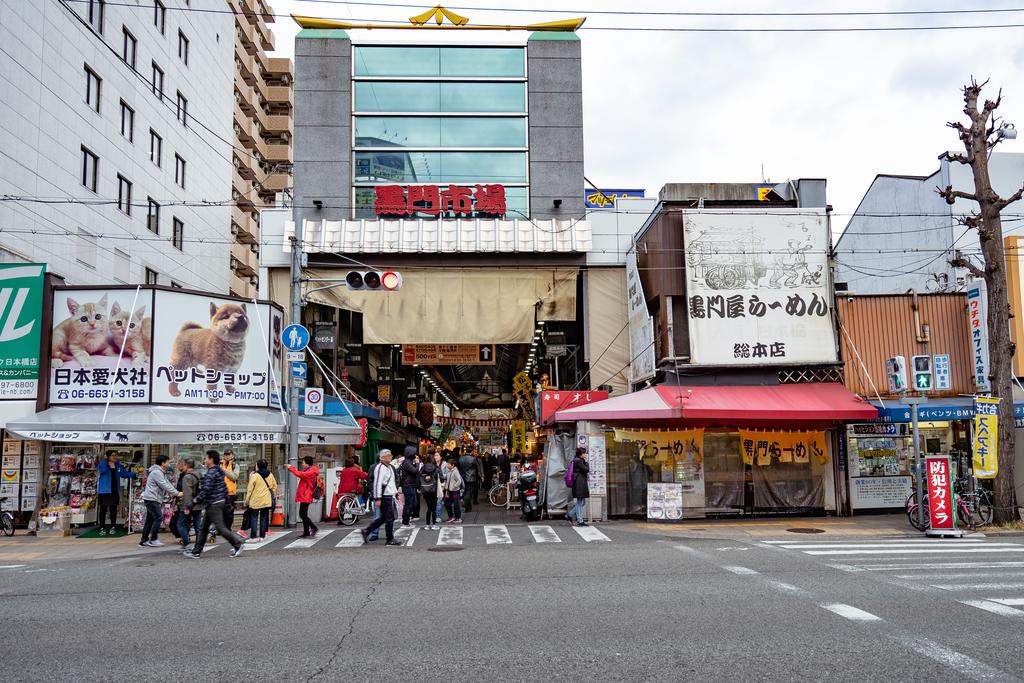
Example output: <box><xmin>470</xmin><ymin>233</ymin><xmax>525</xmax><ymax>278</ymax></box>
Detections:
<box><xmin>336</xmin><ymin>530</ymin><xmax>365</xmax><ymax>548</ymax></box>
<box><xmin>437</xmin><ymin>526</ymin><xmax>463</xmax><ymax>546</ymax></box>
<box><xmin>764</xmin><ymin>538</ymin><xmax>987</xmax><ymax>545</ymax></box>
<box><xmin>528</xmin><ymin>525</ymin><xmax>561</xmax><ymax>543</ymax></box>
<box><xmin>932</xmin><ymin>582</ymin><xmax>1024</xmax><ymax>591</ymax></box>
<box><xmin>484</xmin><ymin>525</ymin><xmax>512</xmax><ymax>544</ymax></box>
<box><xmin>994</xmin><ymin>598</ymin><xmax>1024</xmax><ymax>606</ymax></box>
<box><xmin>244</xmin><ymin>530</ymin><xmax>293</xmax><ymax>550</ymax></box>
<box><xmin>405</xmin><ymin>527</ymin><xmax>420</xmax><ymax>547</ymax></box>
<box><xmin>959</xmin><ymin>600</ymin><xmax>1024</xmax><ymax>617</ymax></box>
<box><xmin>0</xmin><ymin>564</ymin><xmax>25</xmax><ymax>569</ymax></box>
<box><xmin>572</xmin><ymin>525</ymin><xmax>610</xmax><ymax>542</ymax></box>
<box><xmin>285</xmin><ymin>530</ymin><xmax>334</xmax><ymax>549</ymax></box>
<box><xmin>896</xmin><ymin>572</ymin><xmax>1024</xmax><ymax>580</ymax></box>
<box><xmin>804</xmin><ymin>548</ymin><xmax>1024</xmax><ymax>556</ymax></box>
<box><xmin>781</xmin><ymin>543</ymin><xmax>1014</xmax><ymax>550</ymax></box>
<box><xmin>865</xmin><ymin>562</ymin><xmax>1024</xmax><ymax>571</ymax></box>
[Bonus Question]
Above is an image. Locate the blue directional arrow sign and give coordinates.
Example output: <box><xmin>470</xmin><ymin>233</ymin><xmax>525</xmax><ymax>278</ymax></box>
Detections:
<box><xmin>291</xmin><ymin>361</ymin><xmax>307</xmax><ymax>381</ymax></box>
<box><xmin>282</xmin><ymin>324</ymin><xmax>310</xmax><ymax>352</ymax></box>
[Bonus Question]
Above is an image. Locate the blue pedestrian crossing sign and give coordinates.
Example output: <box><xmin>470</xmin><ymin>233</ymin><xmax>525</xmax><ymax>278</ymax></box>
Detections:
<box><xmin>291</xmin><ymin>361</ymin><xmax>307</xmax><ymax>381</ymax></box>
<box><xmin>282</xmin><ymin>324</ymin><xmax>310</xmax><ymax>352</ymax></box>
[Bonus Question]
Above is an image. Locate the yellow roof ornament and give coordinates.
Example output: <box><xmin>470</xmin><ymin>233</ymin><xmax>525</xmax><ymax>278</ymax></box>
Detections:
<box><xmin>291</xmin><ymin>6</ymin><xmax>585</xmax><ymax>32</ymax></box>
<box><xmin>409</xmin><ymin>6</ymin><xmax>469</xmax><ymax>27</ymax></box>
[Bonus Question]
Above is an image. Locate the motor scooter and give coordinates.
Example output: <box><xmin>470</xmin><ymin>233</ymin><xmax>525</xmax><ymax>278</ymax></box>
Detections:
<box><xmin>517</xmin><ymin>470</ymin><xmax>541</xmax><ymax>521</ymax></box>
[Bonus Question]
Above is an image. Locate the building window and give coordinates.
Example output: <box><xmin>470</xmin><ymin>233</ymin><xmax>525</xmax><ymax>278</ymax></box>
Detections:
<box><xmin>172</xmin><ymin>218</ymin><xmax>184</xmax><ymax>251</ymax></box>
<box><xmin>85</xmin><ymin>65</ymin><xmax>101</xmax><ymax>112</ymax></box>
<box><xmin>145</xmin><ymin>267</ymin><xmax>158</xmax><ymax>285</ymax></box>
<box><xmin>353</xmin><ymin>46</ymin><xmax>525</xmax><ymax>78</ymax></box>
<box><xmin>153</xmin><ymin>0</ymin><xmax>166</xmax><ymax>35</ymax></box>
<box><xmin>176</xmin><ymin>92</ymin><xmax>188</xmax><ymax>126</ymax></box>
<box><xmin>178</xmin><ymin>30</ymin><xmax>189</xmax><ymax>65</ymax></box>
<box><xmin>151</xmin><ymin>61</ymin><xmax>164</xmax><ymax>99</ymax></box>
<box><xmin>87</xmin><ymin>0</ymin><xmax>105</xmax><ymax>34</ymax></box>
<box><xmin>174</xmin><ymin>154</ymin><xmax>186</xmax><ymax>188</ymax></box>
<box><xmin>80</xmin><ymin>146</ymin><xmax>98</xmax><ymax>192</ymax></box>
<box><xmin>76</xmin><ymin>228</ymin><xmax>98</xmax><ymax>269</ymax></box>
<box><xmin>119</xmin><ymin>100</ymin><xmax>134</xmax><ymax>142</ymax></box>
<box><xmin>121</xmin><ymin>26</ymin><xmax>137</xmax><ymax>68</ymax></box>
<box><xmin>146</xmin><ymin>198</ymin><xmax>160</xmax><ymax>234</ymax></box>
<box><xmin>149</xmin><ymin>129</ymin><xmax>162</xmax><ymax>166</ymax></box>
<box><xmin>116</xmin><ymin>174</ymin><xmax>132</xmax><ymax>215</ymax></box>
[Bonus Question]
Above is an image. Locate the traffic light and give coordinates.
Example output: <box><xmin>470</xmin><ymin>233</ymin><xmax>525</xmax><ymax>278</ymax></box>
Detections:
<box><xmin>912</xmin><ymin>355</ymin><xmax>933</xmax><ymax>391</ymax></box>
<box><xmin>886</xmin><ymin>356</ymin><xmax>908</xmax><ymax>394</ymax></box>
<box><xmin>344</xmin><ymin>271</ymin><xmax>403</xmax><ymax>291</ymax></box>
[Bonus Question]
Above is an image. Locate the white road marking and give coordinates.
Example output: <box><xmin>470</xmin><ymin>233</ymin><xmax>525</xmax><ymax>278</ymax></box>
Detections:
<box><xmin>285</xmin><ymin>530</ymin><xmax>333</xmax><ymax>548</ymax></box>
<box><xmin>484</xmin><ymin>525</ymin><xmax>512</xmax><ymax>544</ymax></box>
<box><xmin>336</xmin><ymin>530</ymin><xmax>365</xmax><ymax>547</ymax></box>
<box><xmin>528</xmin><ymin>525</ymin><xmax>561</xmax><ymax>543</ymax></box>
<box><xmin>782</xmin><ymin>542</ymin><xmax>1014</xmax><ymax>550</ymax></box>
<box><xmin>0</xmin><ymin>564</ymin><xmax>26</xmax><ymax>569</ymax></box>
<box><xmin>820</xmin><ymin>603</ymin><xmax>883</xmax><ymax>622</ymax></box>
<box><xmin>765</xmin><ymin>579</ymin><xmax>809</xmax><ymax>596</ymax></box>
<box><xmin>993</xmin><ymin>598</ymin><xmax>1024</xmax><ymax>606</ymax></box>
<box><xmin>864</xmin><ymin>561</ymin><xmax>1024</xmax><ymax>571</ymax></box>
<box><xmin>895</xmin><ymin>572</ymin><xmax>1024</xmax><ymax>580</ymax></box>
<box><xmin>764</xmin><ymin>538</ymin><xmax>987</xmax><ymax>545</ymax></box>
<box><xmin>244</xmin><ymin>530</ymin><xmax>293</xmax><ymax>549</ymax></box>
<box><xmin>572</xmin><ymin>525</ymin><xmax>610</xmax><ymax>542</ymax></box>
<box><xmin>437</xmin><ymin>526</ymin><xmax>463</xmax><ymax>546</ymax></box>
<box><xmin>892</xmin><ymin>634</ymin><xmax>1017</xmax><ymax>682</ymax></box>
<box><xmin>931</xmin><ymin>582</ymin><xmax>1024</xmax><ymax>591</ymax></box>
<box><xmin>405</xmin><ymin>527</ymin><xmax>420</xmax><ymax>547</ymax></box>
<box><xmin>722</xmin><ymin>565</ymin><xmax>759</xmax><ymax>575</ymax></box>
<box><xmin>804</xmin><ymin>548</ymin><xmax>1024</xmax><ymax>556</ymax></box>
<box><xmin>827</xmin><ymin>563</ymin><xmax>866</xmax><ymax>572</ymax></box>
<box><xmin>959</xmin><ymin>600</ymin><xmax>1024</xmax><ymax>618</ymax></box>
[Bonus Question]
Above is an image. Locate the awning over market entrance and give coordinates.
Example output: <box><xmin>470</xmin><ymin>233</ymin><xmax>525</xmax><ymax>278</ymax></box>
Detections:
<box><xmin>553</xmin><ymin>383</ymin><xmax>878</xmax><ymax>423</ymax></box>
<box><xmin>6</xmin><ymin>405</ymin><xmax>361</xmax><ymax>445</ymax></box>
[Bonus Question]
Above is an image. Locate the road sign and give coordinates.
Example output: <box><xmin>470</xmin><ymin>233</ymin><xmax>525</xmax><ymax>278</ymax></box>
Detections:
<box><xmin>291</xmin><ymin>361</ymin><xmax>307</xmax><ymax>381</ymax></box>
<box><xmin>933</xmin><ymin>354</ymin><xmax>951</xmax><ymax>390</ymax></box>
<box><xmin>282</xmin><ymin>324</ymin><xmax>310</xmax><ymax>352</ymax></box>
<box><xmin>402</xmin><ymin>344</ymin><xmax>495</xmax><ymax>366</ymax></box>
<box><xmin>286</xmin><ymin>351</ymin><xmax>305</xmax><ymax>362</ymax></box>
<box><xmin>304</xmin><ymin>387</ymin><xmax>324</xmax><ymax>416</ymax></box>
<box><xmin>912</xmin><ymin>355</ymin><xmax>933</xmax><ymax>391</ymax></box>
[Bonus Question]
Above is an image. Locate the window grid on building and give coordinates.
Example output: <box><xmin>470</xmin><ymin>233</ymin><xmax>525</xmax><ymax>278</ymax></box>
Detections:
<box><xmin>176</xmin><ymin>92</ymin><xmax>188</xmax><ymax>126</ymax></box>
<box><xmin>149</xmin><ymin>129</ymin><xmax>162</xmax><ymax>166</ymax></box>
<box><xmin>80</xmin><ymin>146</ymin><xmax>99</xmax><ymax>192</ymax></box>
<box><xmin>172</xmin><ymin>218</ymin><xmax>184</xmax><ymax>251</ymax></box>
<box><xmin>147</xmin><ymin>197</ymin><xmax>160</xmax><ymax>234</ymax></box>
<box><xmin>178</xmin><ymin>30</ymin><xmax>189</xmax><ymax>65</ymax></box>
<box><xmin>145</xmin><ymin>267</ymin><xmax>158</xmax><ymax>285</ymax></box>
<box><xmin>174</xmin><ymin>154</ymin><xmax>186</xmax><ymax>188</ymax></box>
<box><xmin>119</xmin><ymin>100</ymin><xmax>134</xmax><ymax>142</ymax></box>
<box><xmin>121</xmin><ymin>26</ymin><xmax>137</xmax><ymax>69</ymax></box>
<box><xmin>116</xmin><ymin>174</ymin><xmax>132</xmax><ymax>215</ymax></box>
<box><xmin>87</xmin><ymin>0</ymin><xmax>105</xmax><ymax>34</ymax></box>
<box><xmin>154</xmin><ymin>0</ymin><xmax>166</xmax><ymax>35</ymax></box>
<box><xmin>151</xmin><ymin>61</ymin><xmax>164</xmax><ymax>99</ymax></box>
<box><xmin>85</xmin><ymin>64</ymin><xmax>101</xmax><ymax>113</ymax></box>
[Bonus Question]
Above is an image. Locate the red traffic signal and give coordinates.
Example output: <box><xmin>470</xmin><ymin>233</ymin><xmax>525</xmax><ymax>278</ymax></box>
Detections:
<box><xmin>345</xmin><ymin>271</ymin><xmax>403</xmax><ymax>291</ymax></box>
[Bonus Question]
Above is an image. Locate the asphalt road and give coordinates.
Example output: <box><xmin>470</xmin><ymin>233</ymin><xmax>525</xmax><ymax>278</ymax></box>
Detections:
<box><xmin>2</xmin><ymin>525</ymin><xmax>1023</xmax><ymax>682</ymax></box>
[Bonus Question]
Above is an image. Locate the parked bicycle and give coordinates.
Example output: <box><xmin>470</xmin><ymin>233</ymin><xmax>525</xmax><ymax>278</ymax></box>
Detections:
<box><xmin>488</xmin><ymin>479</ymin><xmax>509</xmax><ymax>507</ymax></box>
<box><xmin>0</xmin><ymin>498</ymin><xmax>14</xmax><ymax>536</ymax></box>
<box><xmin>336</xmin><ymin>493</ymin><xmax>370</xmax><ymax>526</ymax></box>
<box><xmin>905</xmin><ymin>483</ymin><xmax>989</xmax><ymax>531</ymax></box>
<box><xmin>954</xmin><ymin>475</ymin><xmax>994</xmax><ymax>528</ymax></box>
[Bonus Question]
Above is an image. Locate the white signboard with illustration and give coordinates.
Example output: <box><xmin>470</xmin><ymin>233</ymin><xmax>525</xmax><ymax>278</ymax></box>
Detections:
<box><xmin>682</xmin><ymin>210</ymin><xmax>837</xmax><ymax>365</ymax></box>
<box><xmin>49</xmin><ymin>289</ymin><xmax>154</xmax><ymax>403</ymax></box>
<box><xmin>151</xmin><ymin>291</ymin><xmax>274</xmax><ymax>407</ymax></box>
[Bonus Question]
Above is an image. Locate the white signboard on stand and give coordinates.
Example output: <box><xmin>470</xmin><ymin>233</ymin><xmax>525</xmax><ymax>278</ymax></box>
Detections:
<box><xmin>682</xmin><ymin>210</ymin><xmax>837</xmax><ymax>365</ymax></box>
<box><xmin>583</xmin><ymin>433</ymin><xmax>607</xmax><ymax>496</ymax></box>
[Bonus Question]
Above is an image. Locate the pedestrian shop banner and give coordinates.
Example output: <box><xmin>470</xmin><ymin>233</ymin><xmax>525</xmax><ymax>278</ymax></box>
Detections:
<box><xmin>614</xmin><ymin>429</ymin><xmax>704</xmax><ymax>509</ymax></box>
<box><xmin>0</xmin><ymin>264</ymin><xmax>46</xmax><ymax>400</ymax></box>
<box><xmin>972</xmin><ymin>396</ymin><xmax>999</xmax><ymax>479</ymax></box>
<box><xmin>738</xmin><ymin>430</ymin><xmax>828</xmax><ymax>466</ymax></box>
<box><xmin>511</xmin><ymin>419</ymin><xmax>527</xmax><ymax>453</ymax></box>
<box><xmin>681</xmin><ymin>210</ymin><xmax>837</xmax><ymax>366</ymax></box>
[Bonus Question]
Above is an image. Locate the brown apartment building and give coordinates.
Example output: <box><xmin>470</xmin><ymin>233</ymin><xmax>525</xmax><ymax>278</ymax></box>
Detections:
<box><xmin>229</xmin><ymin>0</ymin><xmax>293</xmax><ymax>298</ymax></box>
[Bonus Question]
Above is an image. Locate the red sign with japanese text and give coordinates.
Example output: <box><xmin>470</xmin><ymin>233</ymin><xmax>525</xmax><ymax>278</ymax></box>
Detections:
<box><xmin>540</xmin><ymin>390</ymin><xmax>609</xmax><ymax>426</ymax></box>
<box><xmin>925</xmin><ymin>455</ymin><xmax>956</xmax><ymax>531</ymax></box>
<box><xmin>374</xmin><ymin>184</ymin><xmax>507</xmax><ymax>218</ymax></box>
<box><xmin>356</xmin><ymin>417</ymin><xmax>368</xmax><ymax>449</ymax></box>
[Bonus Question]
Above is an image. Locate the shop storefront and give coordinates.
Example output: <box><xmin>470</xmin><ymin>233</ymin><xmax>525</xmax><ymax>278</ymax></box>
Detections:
<box><xmin>556</xmin><ymin>383</ymin><xmax>878</xmax><ymax>519</ymax></box>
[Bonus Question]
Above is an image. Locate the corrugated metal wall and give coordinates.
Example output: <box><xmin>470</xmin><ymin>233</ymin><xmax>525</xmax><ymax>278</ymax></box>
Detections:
<box><xmin>836</xmin><ymin>294</ymin><xmax>972</xmax><ymax>398</ymax></box>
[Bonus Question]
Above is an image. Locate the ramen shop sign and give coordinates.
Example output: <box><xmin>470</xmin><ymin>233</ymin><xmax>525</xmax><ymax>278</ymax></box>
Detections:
<box><xmin>374</xmin><ymin>184</ymin><xmax>506</xmax><ymax>218</ymax></box>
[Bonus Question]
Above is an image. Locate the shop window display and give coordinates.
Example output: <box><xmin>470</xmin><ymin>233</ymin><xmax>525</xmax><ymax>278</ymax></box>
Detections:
<box><xmin>47</xmin><ymin>445</ymin><xmax>102</xmax><ymax>524</ymax></box>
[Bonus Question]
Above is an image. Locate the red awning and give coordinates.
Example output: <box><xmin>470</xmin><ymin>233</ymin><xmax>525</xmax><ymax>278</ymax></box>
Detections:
<box><xmin>553</xmin><ymin>383</ymin><xmax>878</xmax><ymax>423</ymax></box>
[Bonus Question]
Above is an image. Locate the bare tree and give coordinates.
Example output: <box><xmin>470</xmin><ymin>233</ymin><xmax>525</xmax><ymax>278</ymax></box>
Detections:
<box><xmin>941</xmin><ymin>78</ymin><xmax>1022</xmax><ymax>523</ymax></box>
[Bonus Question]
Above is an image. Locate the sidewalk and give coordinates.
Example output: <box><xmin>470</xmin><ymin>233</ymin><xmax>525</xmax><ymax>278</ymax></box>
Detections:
<box><xmin>0</xmin><ymin>533</ymin><xmax>193</xmax><ymax>564</ymax></box>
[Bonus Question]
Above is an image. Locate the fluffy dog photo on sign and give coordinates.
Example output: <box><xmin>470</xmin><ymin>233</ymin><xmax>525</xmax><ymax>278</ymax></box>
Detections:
<box><xmin>167</xmin><ymin>302</ymin><xmax>249</xmax><ymax>402</ymax></box>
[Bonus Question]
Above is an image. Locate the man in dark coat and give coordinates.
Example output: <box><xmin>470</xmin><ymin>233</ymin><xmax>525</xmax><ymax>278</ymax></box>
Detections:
<box><xmin>458</xmin><ymin>447</ymin><xmax>479</xmax><ymax>512</ymax></box>
<box><xmin>567</xmin><ymin>447</ymin><xmax>590</xmax><ymax>527</ymax></box>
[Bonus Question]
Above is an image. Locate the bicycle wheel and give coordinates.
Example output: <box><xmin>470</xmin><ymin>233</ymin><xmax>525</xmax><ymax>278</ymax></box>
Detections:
<box><xmin>489</xmin><ymin>484</ymin><xmax>508</xmax><ymax>507</ymax></box>
<box><xmin>906</xmin><ymin>492</ymin><xmax>928</xmax><ymax>531</ymax></box>
<box><xmin>956</xmin><ymin>500</ymin><xmax>974</xmax><ymax>530</ymax></box>
<box><xmin>973</xmin><ymin>492</ymin><xmax>994</xmax><ymax>527</ymax></box>
<box><xmin>0</xmin><ymin>511</ymin><xmax>14</xmax><ymax>537</ymax></box>
<box><xmin>338</xmin><ymin>495</ymin><xmax>359</xmax><ymax>526</ymax></box>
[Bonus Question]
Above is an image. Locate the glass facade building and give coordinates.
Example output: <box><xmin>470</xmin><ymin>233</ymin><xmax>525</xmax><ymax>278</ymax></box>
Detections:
<box><xmin>352</xmin><ymin>45</ymin><xmax>529</xmax><ymax>219</ymax></box>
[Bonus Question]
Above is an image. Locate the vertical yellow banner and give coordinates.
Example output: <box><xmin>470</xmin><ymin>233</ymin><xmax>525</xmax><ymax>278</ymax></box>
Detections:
<box><xmin>973</xmin><ymin>396</ymin><xmax>999</xmax><ymax>479</ymax></box>
<box><xmin>511</xmin><ymin>420</ymin><xmax>527</xmax><ymax>454</ymax></box>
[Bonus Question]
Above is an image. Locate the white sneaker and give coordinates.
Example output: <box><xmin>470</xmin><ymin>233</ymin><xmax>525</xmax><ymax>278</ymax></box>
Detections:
<box><xmin>148</xmin><ymin>540</ymin><xmax>165</xmax><ymax>547</ymax></box>
<box><xmin>182</xmin><ymin>546</ymin><xmax>194</xmax><ymax>555</ymax></box>
<box><xmin>230</xmin><ymin>544</ymin><xmax>245</xmax><ymax>558</ymax></box>
<box><xmin>244</xmin><ymin>537</ymin><xmax>261</xmax><ymax>544</ymax></box>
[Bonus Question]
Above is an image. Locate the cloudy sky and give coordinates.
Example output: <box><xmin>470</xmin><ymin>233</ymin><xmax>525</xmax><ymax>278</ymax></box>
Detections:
<box><xmin>269</xmin><ymin>0</ymin><xmax>1024</xmax><ymax>225</ymax></box>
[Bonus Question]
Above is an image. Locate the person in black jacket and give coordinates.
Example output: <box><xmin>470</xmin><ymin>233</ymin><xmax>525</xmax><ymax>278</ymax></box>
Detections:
<box><xmin>400</xmin><ymin>446</ymin><xmax>420</xmax><ymax>527</ymax></box>
<box><xmin>458</xmin><ymin>447</ymin><xmax>480</xmax><ymax>512</ymax></box>
<box><xmin>186</xmin><ymin>451</ymin><xmax>245</xmax><ymax>558</ymax></box>
<box><xmin>567</xmin><ymin>447</ymin><xmax>591</xmax><ymax>527</ymax></box>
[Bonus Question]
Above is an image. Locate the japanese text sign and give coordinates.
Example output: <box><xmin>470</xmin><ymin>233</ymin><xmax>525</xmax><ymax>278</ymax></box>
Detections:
<box><xmin>614</xmin><ymin>429</ymin><xmax>704</xmax><ymax>467</ymax></box>
<box><xmin>972</xmin><ymin>396</ymin><xmax>999</xmax><ymax>479</ymax></box>
<box><xmin>738</xmin><ymin>430</ymin><xmax>829</xmax><ymax>467</ymax></box>
<box><xmin>374</xmin><ymin>184</ymin><xmax>506</xmax><ymax>218</ymax></box>
<box><xmin>511</xmin><ymin>419</ymin><xmax>527</xmax><ymax>454</ymax></box>
<box><xmin>540</xmin><ymin>390</ymin><xmax>609</xmax><ymax>426</ymax></box>
<box><xmin>925</xmin><ymin>455</ymin><xmax>956</xmax><ymax>531</ymax></box>
<box><xmin>966</xmin><ymin>282</ymin><xmax>990</xmax><ymax>391</ymax></box>
<box><xmin>682</xmin><ymin>210</ymin><xmax>837</xmax><ymax>365</ymax></box>
<box><xmin>0</xmin><ymin>264</ymin><xmax>46</xmax><ymax>400</ymax></box>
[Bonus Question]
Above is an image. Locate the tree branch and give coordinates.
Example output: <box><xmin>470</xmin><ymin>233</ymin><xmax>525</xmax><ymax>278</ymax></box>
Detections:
<box><xmin>955</xmin><ymin>213</ymin><xmax>983</xmax><ymax>231</ymax></box>
<box><xmin>945</xmin><ymin>152</ymin><xmax>971</xmax><ymax>165</ymax></box>
<box><xmin>996</xmin><ymin>184</ymin><xmax>1024</xmax><ymax>210</ymax></box>
<box><xmin>949</xmin><ymin>256</ymin><xmax>984</xmax><ymax>278</ymax></box>
<box><xmin>937</xmin><ymin>185</ymin><xmax>979</xmax><ymax>205</ymax></box>
<box><xmin>982</xmin><ymin>88</ymin><xmax>1003</xmax><ymax>119</ymax></box>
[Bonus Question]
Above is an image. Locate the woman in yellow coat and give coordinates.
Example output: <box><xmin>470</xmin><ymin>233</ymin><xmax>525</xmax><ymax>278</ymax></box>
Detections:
<box><xmin>245</xmin><ymin>459</ymin><xmax>277</xmax><ymax>542</ymax></box>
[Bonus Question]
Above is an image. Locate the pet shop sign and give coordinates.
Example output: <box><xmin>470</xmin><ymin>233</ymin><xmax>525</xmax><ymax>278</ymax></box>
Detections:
<box><xmin>681</xmin><ymin>210</ymin><xmax>837</xmax><ymax>366</ymax></box>
<box><xmin>0</xmin><ymin>264</ymin><xmax>46</xmax><ymax>400</ymax></box>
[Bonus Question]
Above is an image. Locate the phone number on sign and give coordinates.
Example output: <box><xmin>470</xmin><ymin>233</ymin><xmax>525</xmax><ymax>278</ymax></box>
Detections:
<box><xmin>55</xmin><ymin>388</ymin><xmax>147</xmax><ymax>400</ymax></box>
<box><xmin>193</xmin><ymin>432</ymin><xmax>281</xmax><ymax>443</ymax></box>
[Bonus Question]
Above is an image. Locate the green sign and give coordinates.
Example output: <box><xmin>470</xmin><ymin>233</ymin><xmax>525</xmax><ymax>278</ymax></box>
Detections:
<box><xmin>0</xmin><ymin>264</ymin><xmax>46</xmax><ymax>399</ymax></box>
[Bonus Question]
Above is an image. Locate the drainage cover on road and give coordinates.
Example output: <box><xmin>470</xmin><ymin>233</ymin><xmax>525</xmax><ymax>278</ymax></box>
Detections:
<box><xmin>428</xmin><ymin>547</ymin><xmax>464</xmax><ymax>552</ymax></box>
<box><xmin>786</xmin><ymin>528</ymin><xmax>825</xmax><ymax>534</ymax></box>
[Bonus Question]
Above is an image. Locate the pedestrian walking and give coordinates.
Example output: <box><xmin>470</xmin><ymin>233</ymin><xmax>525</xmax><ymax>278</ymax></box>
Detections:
<box><xmin>96</xmin><ymin>450</ymin><xmax>135</xmax><ymax>535</ymax></box>
<box><xmin>185</xmin><ymin>451</ymin><xmax>246</xmax><ymax>558</ymax></box>
<box><xmin>458</xmin><ymin>448</ymin><xmax>478</xmax><ymax>512</ymax></box>
<box><xmin>443</xmin><ymin>459</ymin><xmax>464</xmax><ymax>524</ymax></box>
<box><xmin>287</xmin><ymin>456</ymin><xmax>321</xmax><ymax>538</ymax></box>
<box><xmin>400</xmin><ymin>446</ymin><xmax>420</xmax><ymax>527</ymax></box>
<box><xmin>482</xmin><ymin>451</ymin><xmax>495</xmax><ymax>491</ymax></box>
<box><xmin>419</xmin><ymin>454</ymin><xmax>439</xmax><ymax>530</ymax></box>
<box><xmin>360</xmin><ymin>449</ymin><xmax>401</xmax><ymax>546</ymax></box>
<box><xmin>245</xmin><ymin>459</ymin><xmax>277</xmax><ymax>542</ymax></box>
<box><xmin>567</xmin><ymin>447</ymin><xmax>590</xmax><ymax>526</ymax></box>
<box><xmin>175</xmin><ymin>458</ymin><xmax>201</xmax><ymax>549</ymax></box>
<box><xmin>497</xmin><ymin>448</ymin><xmax>511</xmax><ymax>485</ymax></box>
<box><xmin>140</xmin><ymin>455</ymin><xmax>183</xmax><ymax>547</ymax></box>
<box><xmin>221</xmin><ymin>448</ymin><xmax>240</xmax><ymax>531</ymax></box>
<box><xmin>434</xmin><ymin>451</ymin><xmax>447</xmax><ymax>523</ymax></box>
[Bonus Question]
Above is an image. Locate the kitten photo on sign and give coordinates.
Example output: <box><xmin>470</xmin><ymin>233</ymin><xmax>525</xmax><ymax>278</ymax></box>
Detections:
<box><xmin>167</xmin><ymin>301</ymin><xmax>250</xmax><ymax>402</ymax></box>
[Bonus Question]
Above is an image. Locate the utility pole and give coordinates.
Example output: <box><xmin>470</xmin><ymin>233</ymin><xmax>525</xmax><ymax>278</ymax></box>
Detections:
<box><xmin>943</xmin><ymin>78</ymin><xmax>1023</xmax><ymax>523</ymax></box>
<box><xmin>286</xmin><ymin>233</ymin><xmax>303</xmax><ymax>525</ymax></box>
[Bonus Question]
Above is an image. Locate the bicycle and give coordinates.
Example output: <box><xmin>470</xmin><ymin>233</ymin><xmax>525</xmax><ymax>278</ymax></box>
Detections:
<box><xmin>954</xmin><ymin>476</ymin><xmax>994</xmax><ymax>528</ymax></box>
<box><xmin>905</xmin><ymin>489</ymin><xmax>976</xmax><ymax>531</ymax></box>
<box><xmin>488</xmin><ymin>479</ymin><xmax>509</xmax><ymax>507</ymax></box>
<box><xmin>0</xmin><ymin>498</ymin><xmax>14</xmax><ymax>536</ymax></box>
<box><xmin>336</xmin><ymin>493</ymin><xmax>370</xmax><ymax>526</ymax></box>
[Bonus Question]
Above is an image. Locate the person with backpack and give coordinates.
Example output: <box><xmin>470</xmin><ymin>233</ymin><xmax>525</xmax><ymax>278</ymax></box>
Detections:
<box><xmin>399</xmin><ymin>446</ymin><xmax>421</xmax><ymax>528</ymax></box>
<box><xmin>245</xmin><ymin>459</ymin><xmax>277</xmax><ymax>542</ymax></box>
<box><xmin>566</xmin><ymin>447</ymin><xmax>590</xmax><ymax>526</ymax></box>
<box><xmin>419</xmin><ymin>453</ymin><xmax>440</xmax><ymax>530</ymax></box>
<box><xmin>287</xmin><ymin>455</ymin><xmax>322</xmax><ymax>538</ymax></box>
<box><xmin>360</xmin><ymin>449</ymin><xmax>401</xmax><ymax>546</ymax></box>
<box><xmin>175</xmin><ymin>458</ymin><xmax>201</xmax><ymax>549</ymax></box>
<box><xmin>185</xmin><ymin>451</ymin><xmax>246</xmax><ymax>559</ymax></box>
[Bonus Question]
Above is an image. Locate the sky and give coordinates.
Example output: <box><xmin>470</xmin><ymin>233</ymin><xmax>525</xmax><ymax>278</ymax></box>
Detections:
<box><xmin>266</xmin><ymin>0</ymin><xmax>1024</xmax><ymax>225</ymax></box>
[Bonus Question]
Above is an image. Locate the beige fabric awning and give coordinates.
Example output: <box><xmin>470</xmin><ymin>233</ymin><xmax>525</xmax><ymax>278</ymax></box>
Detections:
<box><xmin>270</xmin><ymin>268</ymin><xmax>576</xmax><ymax>344</ymax></box>
<box><xmin>586</xmin><ymin>268</ymin><xmax>629</xmax><ymax>396</ymax></box>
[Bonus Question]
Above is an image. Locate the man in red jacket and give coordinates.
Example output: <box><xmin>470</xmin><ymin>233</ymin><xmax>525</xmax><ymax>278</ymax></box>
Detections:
<box><xmin>287</xmin><ymin>455</ymin><xmax>321</xmax><ymax>538</ymax></box>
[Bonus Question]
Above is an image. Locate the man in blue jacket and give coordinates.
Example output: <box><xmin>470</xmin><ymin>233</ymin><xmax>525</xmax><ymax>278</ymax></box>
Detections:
<box><xmin>185</xmin><ymin>451</ymin><xmax>245</xmax><ymax>559</ymax></box>
<box><xmin>97</xmin><ymin>450</ymin><xmax>135</xmax><ymax>535</ymax></box>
